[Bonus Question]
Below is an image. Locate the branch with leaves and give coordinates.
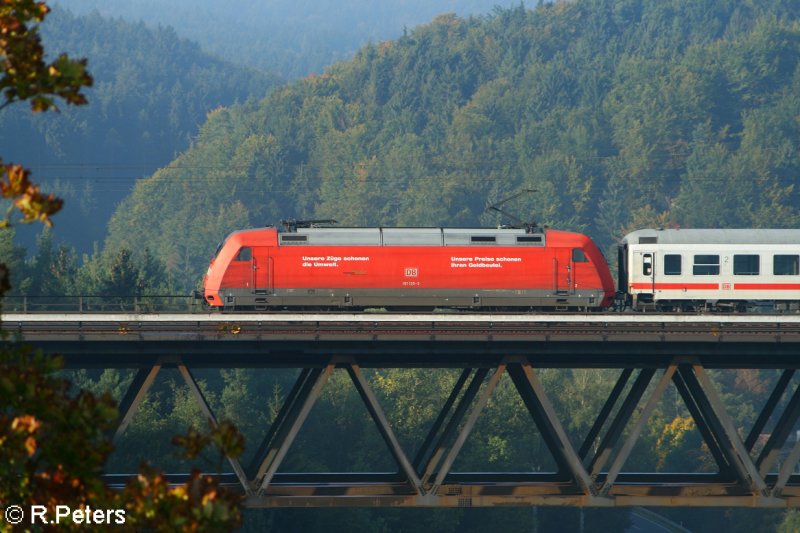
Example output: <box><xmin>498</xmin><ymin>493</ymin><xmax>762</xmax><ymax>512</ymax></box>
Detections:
<box><xmin>1</xmin><ymin>0</ymin><xmax>90</xmax><ymax>288</ymax></box>
<box><xmin>0</xmin><ymin>345</ymin><xmax>244</xmax><ymax>532</ymax></box>
<box><xmin>1</xmin><ymin>2</ymin><xmax>243</xmax><ymax>531</ymax></box>
<box><xmin>0</xmin><ymin>160</ymin><xmax>63</xmax><ymax>228</ymax></box>
<box><xmin>0</xmin><ymin>0</ymin><xmax>92</xmax><ymax>112</ymax></box>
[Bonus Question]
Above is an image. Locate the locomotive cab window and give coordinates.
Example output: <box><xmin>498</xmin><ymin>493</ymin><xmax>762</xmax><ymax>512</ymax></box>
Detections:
<box><xmin>774</xmin><ymin>254</ymin><xmax>800</xmax><ymax>275</ymax></box>
<box><xmin>693</xmin><ymin>254</ymin><xmax>719</xmax><ymax>275</ymax></box>
<box><xmin>572</xmin><ymin>248</ymin><xmax>589</xmax><ymax>263</ymax></box>
<box><xmin>235</xmin><ymin>247</ymin><xmax>252</xmax><ymax>261</ymax></box>
<box><xmin>664</xmin><ymin>254</ymin><xmax>681</xmax><ymax>275</ymax></box>
<box><xmin>734</xmin><ymin>255</ymin><xmax>760</xmax><ymax>275</ymax></box>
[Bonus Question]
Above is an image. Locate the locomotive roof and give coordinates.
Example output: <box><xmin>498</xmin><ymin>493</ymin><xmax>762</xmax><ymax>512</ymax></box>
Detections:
<box><xmin>275</xmin><ymin>226</ymin><xmax>557</xmax><ymax>247</ymax></box>
<box><xmin>622</xmin><ymin>228</ymin><xmax>800</xmax><ymax>246</ymax></box>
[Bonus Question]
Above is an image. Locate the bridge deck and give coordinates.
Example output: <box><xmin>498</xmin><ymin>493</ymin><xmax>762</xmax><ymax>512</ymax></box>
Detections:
<box><xmin>4</xmin><ymin>312</ymin><xmax>800</xmax><ymax>367</ymax></box>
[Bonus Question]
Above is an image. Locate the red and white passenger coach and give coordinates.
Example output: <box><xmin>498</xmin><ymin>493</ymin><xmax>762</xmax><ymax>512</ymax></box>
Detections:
<box><xmin>620</xmin><ymin>228</ymin><xmax>800</xmax><ymax>311</ymax></box>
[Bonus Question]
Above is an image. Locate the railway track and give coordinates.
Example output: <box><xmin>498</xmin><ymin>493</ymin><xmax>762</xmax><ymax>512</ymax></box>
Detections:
<box><xmin>4</xmin><ymin>312</ymin><xmax>800</xmax><ymax>345</ymax></box>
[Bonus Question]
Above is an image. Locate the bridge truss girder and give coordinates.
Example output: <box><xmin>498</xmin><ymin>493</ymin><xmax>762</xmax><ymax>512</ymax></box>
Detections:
<box><xmin>107</xmin><ymin>354</ymin><xmax>800</xmax><ymax>509</ymax></box>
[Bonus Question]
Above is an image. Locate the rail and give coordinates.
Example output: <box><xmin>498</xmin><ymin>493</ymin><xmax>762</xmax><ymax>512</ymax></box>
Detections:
<box><xmin>4</xmin><ymin>313</ymin><xmax>800</xmax><ymax>342</ymax></box>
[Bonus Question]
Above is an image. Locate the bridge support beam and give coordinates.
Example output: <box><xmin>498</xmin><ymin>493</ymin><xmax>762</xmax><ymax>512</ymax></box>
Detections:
<box><xmin>6</xmin><ymin>312</ymin><xmax>800</xmax><ymax>508</ymax></box>
<box><xmin>91</xmin><ymin>354</ymin><xmax>800</xmax><ymax>508</ymax></box>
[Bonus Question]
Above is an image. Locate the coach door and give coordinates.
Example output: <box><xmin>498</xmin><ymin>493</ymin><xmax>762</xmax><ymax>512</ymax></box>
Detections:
<box><xmin>634</xmin><ymin>251</ymin><xmax>656</xmax><ymax>293</ymax></box>
<box><xmin>253</xmin><ymin>251</ymin><xmax>273</xmax><ymax>294</ymax></box>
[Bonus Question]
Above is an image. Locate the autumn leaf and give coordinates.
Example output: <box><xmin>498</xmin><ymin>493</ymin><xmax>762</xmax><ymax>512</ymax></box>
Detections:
<box><xmin>1</xmin><ymin>160</ymin><xmax>63</xmax><ymax>227</ymax></box>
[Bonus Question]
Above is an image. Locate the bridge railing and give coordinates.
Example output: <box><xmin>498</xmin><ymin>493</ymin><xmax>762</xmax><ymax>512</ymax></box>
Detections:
<box><xmin>0</xmin><ymin>295</ymin><xmax>202</xmax><ymax>314</ymax></box>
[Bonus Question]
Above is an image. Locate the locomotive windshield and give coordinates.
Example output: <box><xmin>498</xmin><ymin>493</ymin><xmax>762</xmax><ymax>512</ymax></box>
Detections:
<box><xmin>213</xmin><ymin>238</ymin><xmax>227</xmax><ymax>258</ymax></box>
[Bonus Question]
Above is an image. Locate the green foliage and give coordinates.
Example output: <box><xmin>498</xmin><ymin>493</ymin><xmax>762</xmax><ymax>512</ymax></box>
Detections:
<box><xmin>73</xmin><ymin>245</ymin><xmax>173</xmax><ymax>298</ymax></box>
<box><xmin>780</xmin><ymin>510</ymin><xmax>800</xmax><ymax>532</ymax></box>
<box><xmin>0</xmin><ymin>6</ymin><xmax>279</xmax><ymax>252</ymax></box>
<box><xmin>0</xmin><ymin>226</ymin><xmax>27</xmax><ymax>294</ymax></box>
<box><xmin>2</xmin><ymin>4</ymin><xmax>243</xmax><ymax>529</ymax></box>
<box><xmin>102</xmin><ymin>0</ymin><xmax>800</xmax><ymax>291</ymax></box>
<box><xmin>23</xmin><ymin>229</ymin><xmax>79</xmax><ymax>296</ymax></box>
<box><xmin>0</xmin><ymin>346</ymin><xmax>116</xmax><ymax>516</ymax></box>
<box><xmin>0</xmin><ymin>346</ymin><xmax>244</xmax><ymax>532</ymax></box>
<box><xmin>10</xmin><ymin>2</ymin><xmax>800</xmax><ymax>528</ymax></box>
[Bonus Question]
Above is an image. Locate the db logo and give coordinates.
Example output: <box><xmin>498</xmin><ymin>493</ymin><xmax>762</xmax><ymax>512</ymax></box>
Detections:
<box><xmin>404</xmin><ymin>268</ymin><xmax>418</xmax><ymax>277</ymax></box>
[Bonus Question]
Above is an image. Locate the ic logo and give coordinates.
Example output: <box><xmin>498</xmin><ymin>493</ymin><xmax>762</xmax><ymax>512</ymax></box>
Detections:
<box><xmin>404</xmin><ymin>267</ymin><xmax>418</xmax><ymax>277</ymax></box>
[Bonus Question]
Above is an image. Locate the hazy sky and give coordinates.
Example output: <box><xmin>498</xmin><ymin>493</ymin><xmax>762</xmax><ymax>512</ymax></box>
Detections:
<box><xmin>56</xmin><ymin>0</ymin><xmax>527</xmax><ymax>77</ymax></box>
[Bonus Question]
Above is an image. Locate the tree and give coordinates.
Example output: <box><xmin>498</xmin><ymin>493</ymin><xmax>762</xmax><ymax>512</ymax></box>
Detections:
<box><xmin>779</xmin><ymin>510</ymin><xmax>800</xmax><ymax>532</ymax></box>
<box><xmin>0</xmin><ymin>346</ymin><xmax>244</xmax><ymax>532</ymax></box>
<box><xmin>1</xmin><ymin>0</ymin><xmax>86</xmax><ymax>288</ymax></box>
<box><xmin>0</xmin><ymin>225</ymin><xmax>26</xmax><ymax>295</ymax></box>
<box><xmin>1</xmin><ymin>3</ymin><xmax>243</xmax><ymax>530</ymax></box>
<box><xmin>0</xmin><ymin>0</ymin><xmax>91</xmax><ymax>113</ymax></box>
<box><xmin>19</xmin><ymin>229</ymin><xmax>79</xmax><ymax>297</ymax></box>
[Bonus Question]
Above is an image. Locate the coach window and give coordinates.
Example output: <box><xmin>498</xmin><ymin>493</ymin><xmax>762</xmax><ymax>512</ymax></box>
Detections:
<box><xmin>774</xmin><ymin>254</ymin><xmax>800</xmax><ymax>276</ymax></box>
<box><xmin>642</xmin><ymin>253</ymin><xmax>653</xmax><ymax>276</ymax></box>
<box><xmin>664</xmin><ymin>254</ymin><xmax>681</xmax><ymax>275</ymax></box>
<box><xmin>572</xmin><ymin>248</ymin><xmax>589</xmax><ymax>263</ymax></box>
<box><xmin>734</xmin><ymin>254</ymin><xmax>760</xmax><ymax>275</ymax></box>
<box><xmin>235</xmin><ymin>247</ymin><xmax>252</xmax><ymax>261</ymax></box>
<box><xmin>693</xmin><ymin>254</ymin><xmax>719</xmax><ymax>275</ymax></box>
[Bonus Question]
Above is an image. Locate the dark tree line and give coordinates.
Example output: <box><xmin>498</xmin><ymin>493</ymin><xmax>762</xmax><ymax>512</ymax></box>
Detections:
<box><xmin>1</xmin><ymin>6</ymin><xmax>279</xmax><ymax>253</ymax></box>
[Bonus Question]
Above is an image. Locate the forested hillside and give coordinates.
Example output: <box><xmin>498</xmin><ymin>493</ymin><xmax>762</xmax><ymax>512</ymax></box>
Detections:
<box><xmin>10</xmin><ymin>2</ymin><xmax>800</xmax><ymax>531</ymax></box>
<box><xmin>58</xmin><ymin>0</ymin><xmax>522</xmax><ymax>79</ymax></box>
<box><xmin>104</xmin><ymin>0</ymin><xmax>800</xmax><ymax>291</ymax></box>
<box><xmin>0</xmin><ymin>7</ymin><xmax>278</xmax><ymax>252</ymax></box>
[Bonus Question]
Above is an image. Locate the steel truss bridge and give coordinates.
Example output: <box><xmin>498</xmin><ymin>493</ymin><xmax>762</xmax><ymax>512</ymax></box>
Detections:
<box><xmin>4</xmin><ymin>312</ymin><xmax>800</xmax><ymax>509</ymax></box>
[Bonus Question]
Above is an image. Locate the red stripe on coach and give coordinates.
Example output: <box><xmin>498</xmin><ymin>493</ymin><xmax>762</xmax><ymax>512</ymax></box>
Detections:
<box><xmin>734</xmin><ymin>284</ymin><xmax>800</xmax><ymax>291</ymax></box>
<box><xmin>629</xmin><ymin>283</ymin><xmax>719</xmax><ymax>290</ymax></box>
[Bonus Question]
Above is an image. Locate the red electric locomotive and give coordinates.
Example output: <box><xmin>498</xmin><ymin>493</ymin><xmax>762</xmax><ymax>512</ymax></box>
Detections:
<box><xmin>203</xmin><ymin>221</ymin><xmax>615</xmax><ymax>311</ymax></box>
